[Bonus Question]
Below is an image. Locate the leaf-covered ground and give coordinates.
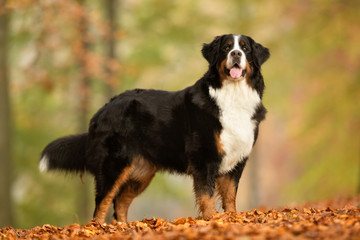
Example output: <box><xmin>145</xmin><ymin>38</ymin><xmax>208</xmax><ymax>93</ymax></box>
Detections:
<box><xmin>1</xmin><ymin>196</ymin><xmax>359</xmax><ymax>239</ymax></box>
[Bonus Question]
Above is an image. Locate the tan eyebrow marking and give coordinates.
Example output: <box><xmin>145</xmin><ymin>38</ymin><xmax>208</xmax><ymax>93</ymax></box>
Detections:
<box><xmin>240</xmin><ymin>41</ymin><xmax>245</xmax><ymax>46</ymax></box>
<box><xmin>227</xmin><ymin>41</ymin><xmax>233</xmax><ymax>46</ymax></box>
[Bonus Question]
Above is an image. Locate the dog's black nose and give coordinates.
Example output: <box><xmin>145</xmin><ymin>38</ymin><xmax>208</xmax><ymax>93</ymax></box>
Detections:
<box><xmin>231</xmin><ymin>50</ymin><xmax>242</xmax><ymax>58</ymax></box>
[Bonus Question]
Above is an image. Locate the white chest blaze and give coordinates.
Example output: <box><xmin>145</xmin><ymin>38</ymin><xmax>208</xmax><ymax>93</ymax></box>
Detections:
<box><xmin>209</xmin><ymin>80</ymin><xmax>261</xmax><ymax>174</ymax></box>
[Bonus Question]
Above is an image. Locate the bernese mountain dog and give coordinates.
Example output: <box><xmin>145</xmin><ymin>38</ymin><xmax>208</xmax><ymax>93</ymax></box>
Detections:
<box><xmin>40</xmin><ymin>34</ymin><xmax>270</xmax><ymax>224</ymax></box>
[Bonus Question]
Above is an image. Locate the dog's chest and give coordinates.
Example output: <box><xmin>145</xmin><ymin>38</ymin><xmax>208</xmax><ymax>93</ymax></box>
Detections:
<box><xmin>209</xmin><ymin>81</ymin><xmax>261</xmax><ymax>174</ymax></box>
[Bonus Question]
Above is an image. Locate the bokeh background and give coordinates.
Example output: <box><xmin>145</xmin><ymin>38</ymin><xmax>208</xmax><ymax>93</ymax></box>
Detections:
<box><xmin>0</xmin><ymin>0</ymin><xmax>359</xmax><ymax>229</ymax></box>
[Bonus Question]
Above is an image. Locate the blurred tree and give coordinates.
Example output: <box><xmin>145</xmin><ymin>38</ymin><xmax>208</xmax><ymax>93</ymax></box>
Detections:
<box><xmin>283</xmin><ymin>0</ymin><xmax>360</xmax><ymax>201</ymax></box>
<box><xmin>75</xmin><ymin>0</ymin><xmax>92</xmax><ymax>224</ymax></box>
<box><xmin>104</xmin><ymin>0</ymin><xmax>118</xmax><ymax>98</ymax></box>
<box><xmin>0</xmin><ymin>0</ymin><xmax>14</xmax><ymax>227</ymax></box>
<box><xmin>5</xmin><ymin>0</ymin><xmax>110</xmax><ymax>227</ymax></box>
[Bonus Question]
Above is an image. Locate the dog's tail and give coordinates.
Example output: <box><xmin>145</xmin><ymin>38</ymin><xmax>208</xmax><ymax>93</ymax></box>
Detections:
<box><xmin>39</xmin><ymin>133</ymin><xmax>94</xmax><ymax>175</ymax></box>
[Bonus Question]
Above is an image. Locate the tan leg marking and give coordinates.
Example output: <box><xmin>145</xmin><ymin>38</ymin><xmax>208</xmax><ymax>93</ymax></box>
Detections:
<box><xmin>114</xmin><ymin>156</ymin><xmax>156</xmax><ymax>222</ymax></box>
<box><xmin>216</xmin><ymin>175</ymin><xmax>237</xmax><ymax>212</ymax></box>
<box><xmin>196</xmin><ymin>194</ymin><xmax>216</xmax><ymax>219</ymax></box>
<box><xmin>214</xmin><ymin>132</ymin><xmax>225</xmax><ymax>155</ymax></box>
<box><xmin>114</xmin><ymin>174</ymin><xmax>154</xmax><ymax>222</ymax></box>
<box><xmin>94</xmin><ymin>165</ymin><xmax>133</xmax><ymax>224</ymax></box>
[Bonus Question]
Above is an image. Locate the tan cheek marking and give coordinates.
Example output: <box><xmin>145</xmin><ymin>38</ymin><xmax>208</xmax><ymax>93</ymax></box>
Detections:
<box><xmin>218</xmin><ymin>58</ymin><xmax>228</xmax><ymax>83</ymax></box>
<box><xmin>94</xmin><ymin>165</ymin><xmax>133</xmax><ymax>224</ymax></box>
<box><xmin>196</xmin><ymin>194</ymin><xmax>216</xmax><ymax>219</ymax></box>
<box><xmin>216</xmin><ymin>176</ymin><xmax>237</xmax><ymax>212</ymax></box>
<box><xmin>245</xmin><ymin>59</ymin><xmax>252</xmax><ymax>86</ymax></box>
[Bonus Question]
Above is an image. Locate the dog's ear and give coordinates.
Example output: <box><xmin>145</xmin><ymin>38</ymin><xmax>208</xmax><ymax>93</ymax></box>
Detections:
<box><xmin>202</xmin><ymin>36</ymin><xmax>222</xmax><ymax>66</ymax></box>
<box><xmin>249</xmin><ymin>37</ymin><xmax>270</xmax><ymax>68</ymax></box>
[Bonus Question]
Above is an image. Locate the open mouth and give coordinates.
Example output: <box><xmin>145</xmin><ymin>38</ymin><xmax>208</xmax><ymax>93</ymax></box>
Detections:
<box><xmin>226</xmin><ymin>63</ymin><xmax>246</xmax><ymax>79</ymax></box>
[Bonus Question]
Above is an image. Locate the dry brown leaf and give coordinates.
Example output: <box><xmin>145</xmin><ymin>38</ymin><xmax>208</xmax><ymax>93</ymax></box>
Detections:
<box><xmin>1</xmin><ymin>195</ymin><xmax>359</xmax><ymax>240</ymax></box>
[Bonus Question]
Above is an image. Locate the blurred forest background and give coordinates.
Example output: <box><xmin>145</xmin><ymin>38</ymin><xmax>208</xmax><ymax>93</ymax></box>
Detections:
<box><xmin>0</xmin><ymin>0</ymin><xmax>359</xmax><ymax>229</ymax></box>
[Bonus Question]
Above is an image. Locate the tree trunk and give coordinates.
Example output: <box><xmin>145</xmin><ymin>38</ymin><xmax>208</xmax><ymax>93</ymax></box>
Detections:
<box><xmin>76</xmin><ymin>0</ymin><xmax>91</xmax><ymax>224</ymax></box>
<box><xmin>0</xmin><ymin>0</ymin><xmax>14</xmax><ymax>227</ymax></box>
<box><xmin>249</xmin><ymin>147</ymin><xmax>259</xmax><ymax>210</ymax></box>
<box><xmin>104</xmin><ymin>0</ymin><xmax>118</xmax><ymax>98</ymax></box>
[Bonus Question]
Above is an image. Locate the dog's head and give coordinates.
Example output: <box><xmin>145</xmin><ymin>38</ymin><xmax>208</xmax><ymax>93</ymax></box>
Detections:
<box><xmin>202</xmin><ymin>34</ymin><xmax>270</xmax><ymax>82</ymax></box>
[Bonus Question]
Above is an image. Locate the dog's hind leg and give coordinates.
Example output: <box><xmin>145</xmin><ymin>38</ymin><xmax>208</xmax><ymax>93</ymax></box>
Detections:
<box><xmin>93</xmin><ymin>164</ymin><xmax>134</xmax><ymax>224</ymax></box>
<box><xmin>113</xmin><ymin>175</ymin><xmax>154</xmax><ymax>222</ymax></box>
<box><xmin>113</xmin><ymin>156</ymin><xmax>156</xmax><ymax>222</ymax></box>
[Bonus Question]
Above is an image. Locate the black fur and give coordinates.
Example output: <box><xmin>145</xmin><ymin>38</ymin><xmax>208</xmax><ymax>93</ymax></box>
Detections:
<box><xmin>40</xmin><ymin>133</ymin><xmax>93</xmax><ymax>173</ymax></box>
<box><xmin>40</xmin><ymin>34</ymin><xmax>270</xmax><ymax>222</ymax></box>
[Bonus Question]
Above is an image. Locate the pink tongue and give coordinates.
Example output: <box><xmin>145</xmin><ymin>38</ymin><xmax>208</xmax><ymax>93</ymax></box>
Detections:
<box><xmin>230</xmin><ymin>67</ymin><xmax>242</xmax><ymax>79</ymax></box>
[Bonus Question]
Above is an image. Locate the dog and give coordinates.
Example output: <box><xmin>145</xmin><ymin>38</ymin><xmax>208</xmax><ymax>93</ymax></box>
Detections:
<box><xmin>40</xmin><ymin>34</ymin><xmax>270</xmax><ymax>224</ymax></box>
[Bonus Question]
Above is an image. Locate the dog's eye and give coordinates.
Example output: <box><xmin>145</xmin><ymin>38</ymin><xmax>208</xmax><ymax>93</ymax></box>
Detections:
<box><xmin>243</xmin><ymin>47</ymin><xmax>247</xmax><ymax>51</ymax></box>
<box><xmin>225</xmin><ymin>46</ymin><xmax>230</xmax><ymax>51</ymax></box>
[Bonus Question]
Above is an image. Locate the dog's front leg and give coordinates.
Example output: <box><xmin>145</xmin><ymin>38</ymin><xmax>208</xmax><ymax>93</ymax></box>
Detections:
<box><xmin>192</xmin><ymin>167</ymin><xmax>217</xmax><ymax>219</ymax></box>
<box><xmin>216</xmin><ymin>175</ymin><xmax>237</xmax><ymax>212</ymax></box>
<box><xmin>216</xmin><ymin>158</ymin><xmax>248</xmax><ymax>212</ymax></box>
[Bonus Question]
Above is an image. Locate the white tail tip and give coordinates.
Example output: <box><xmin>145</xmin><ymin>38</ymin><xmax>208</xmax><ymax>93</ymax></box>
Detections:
<box><xmin>39</xmin><ymin>155</ymin><xmax>49</xmax><ymax>172</ymax></box>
